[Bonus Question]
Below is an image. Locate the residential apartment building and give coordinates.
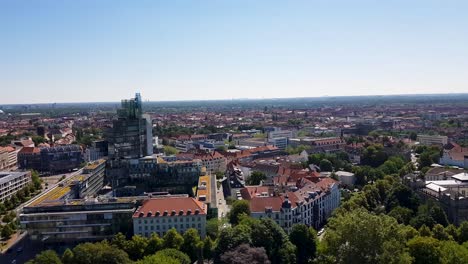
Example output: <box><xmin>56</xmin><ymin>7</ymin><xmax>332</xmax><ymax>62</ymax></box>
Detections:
<box><xmin>133</xmin><ymin>196</ymin><xmax>207</xmax><ymax>238</ymax></box>
<box><xmin>247</xmin><ymin>177</ymin><xmax>340</xmax><ymax>232</ymax></box>
<box><xmin>0</xmin><ymin>148</ymin><xmax>8</xmax><ymax>170</ymax></box>
<box><xmin>0</xmin><ymin>171</ymin><xmax>32</xmax><ymax>202</ymax></box>
<box><xmin>417</xmin><ymin>134</ymin><xmax>448</xmax><ymax>146</ymax></box>
<box><xmin>177</xmin><ymin>151</ymin><xmax>227</xmax><ymax>175</ymax></box>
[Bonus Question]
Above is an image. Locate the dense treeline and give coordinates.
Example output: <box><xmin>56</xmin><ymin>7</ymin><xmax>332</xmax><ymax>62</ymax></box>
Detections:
<box><xmin>319</xmin><ymin>176</ymin><xmax>468</xmax><ymax>263</ymax></box>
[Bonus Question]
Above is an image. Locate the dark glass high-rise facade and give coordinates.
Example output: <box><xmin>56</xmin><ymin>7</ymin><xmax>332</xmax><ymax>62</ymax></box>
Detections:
<box><xmin>107</xmin><ymin>93</ymin><xmax>153</xmax><ymax>159</ymax></box>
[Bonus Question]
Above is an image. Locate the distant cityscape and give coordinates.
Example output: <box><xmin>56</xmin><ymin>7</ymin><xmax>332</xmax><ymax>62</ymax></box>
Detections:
<box><xmin>1</xmin><ymin>93</ymin><xmax>468</xmax><ymax>263</ymax></box>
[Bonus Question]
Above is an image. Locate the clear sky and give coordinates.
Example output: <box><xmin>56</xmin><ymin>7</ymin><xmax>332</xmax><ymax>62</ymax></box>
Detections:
<box><xmin>1</xmin><ymin>0</ymin><xmax>468</xmax><ymax>104</ymax></box>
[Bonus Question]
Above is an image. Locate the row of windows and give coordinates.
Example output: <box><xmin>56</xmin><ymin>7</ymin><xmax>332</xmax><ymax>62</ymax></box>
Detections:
<box><xmin>138</xmin><ymin>223</ymin><xmax>202</xmax><ymax>231</ymax></box>
<box><xmin>137</xmin><ymin>216</ymin><xmax>202</xmax><ymax>224</ymax></box>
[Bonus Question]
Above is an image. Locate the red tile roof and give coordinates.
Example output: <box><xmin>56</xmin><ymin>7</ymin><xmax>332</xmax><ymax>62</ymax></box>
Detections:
<box><xmin>240</xmin><ymin>186</ymin><xmax>272</xmax><ymax>200</ymax></box>
<box><xmin>133</xmin><ymin>197</ymin><xmax>206</xmax><ymax>218</ymax></box>
<box><xmin>250</xmin><ymin>196</ymin><xmax>283</xmax><ymax>212</ymax></box>
<box><xmin>18</xmin><ymin>147</ymin><xmax>40</xmax><ymax>154</ymax></box>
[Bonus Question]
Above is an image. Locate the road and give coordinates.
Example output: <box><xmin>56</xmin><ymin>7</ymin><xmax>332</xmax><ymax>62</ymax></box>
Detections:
<box><xmin>216</xmin><ymin>179</ymin><xmax>229</xmax><ymax>219</ymax></box>
<box><xmin>0</xmin><ymin>235</ymin><xmax>42</xmax><ymax>264</ymax></box>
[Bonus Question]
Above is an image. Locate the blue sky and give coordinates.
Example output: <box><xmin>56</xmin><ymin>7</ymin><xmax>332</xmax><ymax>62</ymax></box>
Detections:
<box><xmin>1</xmin><ymin>0</ymin><xmax>468</xmax><ymax>104</ymax></box>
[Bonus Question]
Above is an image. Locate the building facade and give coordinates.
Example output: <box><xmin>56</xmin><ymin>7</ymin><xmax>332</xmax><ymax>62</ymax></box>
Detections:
<box><xmin>20</xmin><ymin>200</ymin><xmax>135</xmax><ymax>243</ymax></box>
<box><xmin>417</xmin><ymin>135</ymin><xmax>448</xmax><ymax>146</ymax></box>
<box><xmin>133</xmin><ymin>196</ymin><xmax>207</xmax><ymax>238</ymax></box>
<box><xmin>247</xmin><ymin>177</ymin><xmax>340</xmax><ymax>232</ymax></box>
<box><xmin>18</xmin><ymin>145</ymin><xmax>82</xmax><ymax>173</ymax></box>
<box><xmin>0</xmin><ymin>171</ymin><xmax>32</xmax><ymax>202</ymax></box>
<box><xmin>107</xmin><ymin>93</ymin><xmax>153</xmax><ymax>159</ymax></box>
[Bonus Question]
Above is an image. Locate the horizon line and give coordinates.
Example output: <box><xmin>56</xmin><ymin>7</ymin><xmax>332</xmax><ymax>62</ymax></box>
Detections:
<box><xmin>2</xmin><ymin>92</ymin><xmax>468</xmax><ymax>106</ymax></box>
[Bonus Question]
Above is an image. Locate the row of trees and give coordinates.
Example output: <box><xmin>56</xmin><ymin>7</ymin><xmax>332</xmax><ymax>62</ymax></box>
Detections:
<box><xmin>0</xmin><ymin>170</ymin><xmax>42</xmax><ymax>240</ymax></box>
<box><xmin>27</xmin><ymin>228</ymin><xmax>206</xmax><ymax>264</ymax></box>
<box><xmin>307</xmin><ymin>151</ymin><xmax>352</xmax><ymax>172</ymax></box>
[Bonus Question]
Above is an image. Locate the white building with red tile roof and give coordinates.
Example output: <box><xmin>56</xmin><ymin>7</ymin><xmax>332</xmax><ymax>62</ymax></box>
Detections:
<box><xmin>246</xmin><ymin>177</ymin><xmax>340</xmax><ymax>232</ymax></box>
<box><xmin>133</xmin><ymin>196</ymin><xmax>207</xmax><ymax>238</ymax></box>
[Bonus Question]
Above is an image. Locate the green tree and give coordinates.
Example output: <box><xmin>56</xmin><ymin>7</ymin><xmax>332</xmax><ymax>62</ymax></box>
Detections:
<box><xmin>430</xmin><ymin>205</ymin><xmax>449</xmax><ymax>227</ymax></box>
<box><xmin>445</xmin><ymin>224</ymin><xmax>460</xmax><ymax>242</ymax></box>
<box><xmin>32</xmin><ymin>135</ymin><xmax>46</xmax><ymax>146</ymax></box>
<box><xmin>31</xmin><ymin>170</ymin><xmax>42</xmax><ymax>190</ymax></box>
<box><xmin>206</xmin><ymin>218</ymin><xmax>220</xmax><ymax>239</ymax></box>
<box><xmin>459</xmin><ymin>221</ymin><xmax>468</xmax><ymax>243</ymax></box>
<box><xmin>418</xmin><ymin>225</ymin><xmax>433</xmax><ymax>237</ymax></box>
<box><xmin>72</xmin><ymin>241</ymin><xmax>132</xmax><ymax>264</ymax></box>
<box><xmin>215</xmin><ymin>225</ymin><xmax>252</xmax><ymax>260</ymax></box>
<box><xmin>229</xmin><ymin>200</ymin><xmax>251</xmax><ymax>225</ymax></box>
<box><xmin>180</xmin><ymin>228</ymin><xmax>201</xmax><ymax>262</ymax></box>
<box><xmin>163</xmin><ymin>145</ymin><xmax>179</xmax><ymax>155</ymax></box>
<box><xmin>215</xmin><ymin>171</ymin><xmax>225</xmax><ymax>180</ymax></box>
<box><xmin>153</xmin><ymin>249</ymin><xmax>191</xmax><ymax>264</ymax></box>
<box><xmin>125</xmin><ymin>235</ymin><xmax>149</xmax><ymax>260</ymax></box>
<box><xmin>203</xmin><ymin>236</ymin><xmax>214</xmax><ymax>261</ymax></box>
<box><xmin>407</xmin><ymin>236</ymin><xmax>442</xmax><ymax>264</ymax></box>
<box><xmin>0</xmin><ymin>202</ymin><xmax>6</xmax><ymax>214</ymax></box>
<box><xmin>289</xmin><ymin>224</ymin><xmax>317</xmax><ymax>264</ymax></box>
<box><xmin>145</xmin><ymin>232</ymin><xmax>163</xmax><ymax>256</ymax></box>
<box><xmin>111</xmin><ymin>232</ymin><xmax>128</xmax><ymax>251</ymax></box>
<box><xmin>361</xmin><ymin>145</ymin><xmax>388</xmax><ymax>167</ymax></box>
<box><xmin>247</xmin><ymin>171</ymin><xmax>266</xmax><ymax>185</ymax></box>
<box><xmin>321</xmin><ymin>209</ymin><xmax>411</xmax><ymax>264</ymax></box>
<box><xmin>388</xmin><ymin>206</ymin><xmax>413</xmax><ymax>225</ymax></box>
<box><xmin>319</xmin><ymin>159</ymin><xmax>333</xmax><ymax>172</ymax></box>
<box><xmin>1</xmin><ymin>223</ymin><xmax>14</xmax><ymax>238</ymax></box>
<box><xmin>432</xmin><ymin>224</ymin><xmax>451</xmax><ymax>241</ymax></box>
<box><xmin>439</xmin><ymin>240</ymin><xmax>468</xmax><ymax>264</ymax></box>
<box><xmin>163</xmin><ymin>228</ymin><xmax>184</xmax><ymax>250</ymax></box>
<box><xmin>27</xmin><ymin>250</ymin><xmax>62</xmax><ymax>264</ymax></box>
<box><xmin>136</xmin><ymin>254</ymin><xmax>179</xmax><ymax>264</ymax></box>
<box><xmin>62</xmin><ymin>248</ymin><xmax>74</xmax><ymax>264</ymax></box>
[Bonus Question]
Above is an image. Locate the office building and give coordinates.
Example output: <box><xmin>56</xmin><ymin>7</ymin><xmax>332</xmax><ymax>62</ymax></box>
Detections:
<box><xmin>0</xmin><ymin>171</ymin><xmax>32</xmax><ymax>202</ymax></box>
<box><xmin>18</xmin><ymin>145</ymin><xmax>82</xmax><ymax>173</ymax></box>
<box><xmin>107</xmin><ymin>93</ymin><xmax>153</xmax><ymax>159</ymax></box>
<box><xmin>20</xmin><ymin>198</ymin><xmax>135</xmax><ymax>243</ymax></box>
<box><xmin>417</xmin><ymin>135</ymin><xmax>448</xmax><ymax>146</ymax></box>
<box><xmin>85</xmin><ymin>140</ymin><xmax>109</xmax><ymax>162</ymax></box>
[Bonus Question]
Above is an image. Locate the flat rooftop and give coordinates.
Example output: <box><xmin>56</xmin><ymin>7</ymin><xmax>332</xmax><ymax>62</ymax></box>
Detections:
<box><xmin>0</xmin><ymin>171</ymin><xmax>29</xmax><ymax>185</ymax></box>
<box><xmin>452</xmin><ymin>172</ymin><xmax>468</xmax><ymax>182</ymax></box>
<box><xmin>196</xmin><ymin>175</ymin><xmax>211</xmax><ymax>204</ymax></box>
